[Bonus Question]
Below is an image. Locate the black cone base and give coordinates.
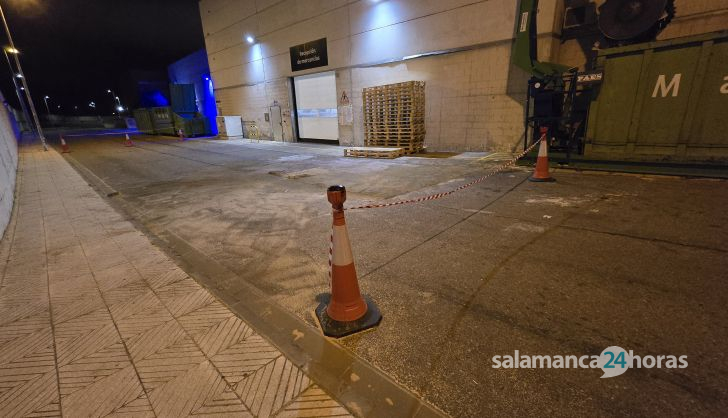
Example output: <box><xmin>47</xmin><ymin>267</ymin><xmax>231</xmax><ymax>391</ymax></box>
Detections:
<box><xmin>316</xmin><ymin>295</ymin><xmax>382</xmax><ymax>338</ymax></box>
<box><xmin>529</xmin><ymin>176</ymin><xmax>556</xmax><ymax>182</ymax></box>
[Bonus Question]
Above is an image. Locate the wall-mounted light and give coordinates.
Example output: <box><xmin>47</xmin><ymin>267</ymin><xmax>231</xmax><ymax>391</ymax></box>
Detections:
<box><xmin>245</xmin><ymin>35</ymin><xmax>255</xmax><ymax>44</ymax></box>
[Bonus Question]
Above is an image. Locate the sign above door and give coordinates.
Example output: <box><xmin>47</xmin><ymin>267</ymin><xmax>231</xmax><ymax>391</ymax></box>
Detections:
<box><xmin>290</xmin><ymin>38</ymin><xmax>328</xmax><ymax>72</ymax></box>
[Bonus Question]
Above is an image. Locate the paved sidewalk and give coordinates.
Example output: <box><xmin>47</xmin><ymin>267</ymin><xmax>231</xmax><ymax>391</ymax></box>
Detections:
<box><xmin>0</xmin><ymin>144</ymin><xmax>352</xmax><ymax>417</ymax></box>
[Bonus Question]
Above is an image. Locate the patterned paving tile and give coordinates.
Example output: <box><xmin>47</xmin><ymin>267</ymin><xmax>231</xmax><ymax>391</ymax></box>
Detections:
<box><xmin>61</xmin><ymin>365</ymin><xmax>150</xmax><ymax>417</ymax></box>
<box><xmin>155</xmin><ymin>277</ymin><xmax>216</xmax><ymax>318</ymax></box>
<box><xmin>211</xmin><ymin>334</ymin><xmax>283</xmax><ymax>389</ymax></box>
<box><xmin>236</xmin><ymin>355</ymin><xmax>311</xmax><ymax>418</ymax></box>
<box><xmin>176</xmin><ymin>301</ymin><xmax>237</xmax><ymax>338</ymax></box>
<box><xmin>274</xmin><ymin>385</ymin><xmax>354</xmax><ymax>417</ymax></box>
<box><xmin>147</xmin><ymin>360</ymin><xmax>251</xmax><ymax>417</ymax></box>
<box><xmin>0</xmin><ymin>369</ymin><xmax>61</xmax><ymax>417</ymax></box>
<box><xmin>133</xmin><ymin>329</ymin><xmax>207</xmax><ymax>392</ymax></box>
<box><xmin>0</xmin><ymin>145</ymin><xmax>352</xmax><ymax>417</ymax></box>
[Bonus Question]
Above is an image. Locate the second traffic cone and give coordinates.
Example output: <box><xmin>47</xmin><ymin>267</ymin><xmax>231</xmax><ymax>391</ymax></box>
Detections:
<box><xmin>529</xmin><ymin>128</ymin><xmax>555</xmax><ymax>182</ymax></box>
<box><xmin>124</xmin><ymin>134</ymin><xmax>134</xmax><ymax>147</ymax></box>
<box><xmin>60</xmin><ymin>136</ymin><xmax>70</xmax><ymax>153</ymax></box>
<box><xmin>315</xmin><ymin>185</ymin><xmax>382</xmax><ymax>338</ymax></box>
<box><xmin>178</xmin><ymin>129</ymin><xmax>185</xmax><ymax>141</ymax></box>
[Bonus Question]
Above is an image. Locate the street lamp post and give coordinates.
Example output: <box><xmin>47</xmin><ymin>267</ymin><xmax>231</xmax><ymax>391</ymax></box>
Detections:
<box><xmin>2</xmin><ymin>47</ymin><xmax>32</xmax><ymax>132</ymax></box>
<box><xmin>107</xmin><ymin>89</ymin><xmax>121</xmax><ymax>106</ymax></box>
<box><xmin>0</xmin><ymin>4</ymin><xmax>47</xmax><ymax>150</ymax></box>
<box><xmin>43</xmin><ymin>95</ymin><xmax>50</xmax><ymax>114</ymax></box>
<box><xmin>107</xmin><ymin>89</ymin><xmax>124</xmax><ymax>114</ymax></box>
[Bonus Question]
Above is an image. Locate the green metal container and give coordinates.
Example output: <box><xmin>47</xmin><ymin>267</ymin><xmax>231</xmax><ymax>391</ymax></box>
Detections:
<box><xmin>133</xmin><ymin>108</ymin><xmax>155</xmax><ymax>134</ymax></box>
<box><xmin>173</xmin><ymin>112</ymin><xmax>208</xmax><ymax>137</ymax></box>
<box><xmin>150</xmin><ymin>107</ymin><xmax>176</xmax><ymax>136</ymax></box>
<box><xmin>586</xmin><ymin>31</ymin><xmax>728</xmax><ymax>163</ymax></box>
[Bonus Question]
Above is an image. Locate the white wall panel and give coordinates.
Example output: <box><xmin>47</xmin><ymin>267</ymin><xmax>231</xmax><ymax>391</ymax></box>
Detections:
<box><xmin>200</xmin><ymin>0</ymin><xmax>235</xmax><ymax>12</ymax></box>
<box><xmin>255</xmin><ymin>0</ymin><xmax>285</xmax><ymax>12</ymax></box>
<box><xmin>212</xmin><ymin>57</ymin><xmax>265</xmax><ymax>87</ymax></box>
<box><xmin>201</xmin><ymin>0</ymin><xmax>257</xmax><ymax>36</ymax></box>
<box><xmin>261</xmin><ymin>54</ymin><xmax>292</xmax><ymax>81</ymax></box>
<box><xmin>258</xmin><ymin>7</ymin><xmax>350</xmax><ymax>59</ymax></box>
<box><xmin>348</xmin><ymin>0</ymin><xmax>479</xmax><ymax>35</ymax></box>
<box><xmin>206</xmin><ymin>16</ymin><xmax>258</xmax><ymax>54</ymax></box>
<box><xmin>210</xmin><ymin>41</ymin><xmax>264</xmax><ymax>73</ymax></box>
<box><xmin>349</xmin><ymin>0</ymin><xmax>516</xmax><ymax>66</ymax></box>
<box><xmin>209</xmin><ymin>44</ymin><xmax>246</xmax><ymax>72</ymax></box>
<box><xmin>257</xmin><ymin>0</ymin><xmax>346</xmax><ymax>35</ymax></box>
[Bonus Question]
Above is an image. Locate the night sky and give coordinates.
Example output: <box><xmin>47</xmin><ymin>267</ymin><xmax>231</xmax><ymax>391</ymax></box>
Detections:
<box><xmin>0</xmin><ymin>0</ymin><xmax>205</xmax><ymax>116</ymax></box>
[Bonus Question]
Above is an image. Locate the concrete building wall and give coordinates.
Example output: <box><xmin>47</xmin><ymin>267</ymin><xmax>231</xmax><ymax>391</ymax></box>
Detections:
<box><xmin>0</xmin><ymin>99</ymin><xmax>19</xmax><ymax>240</ymax></box>
<box><xmin>200</xmin><ymin>0</ymin><xmax>564</xmax><ymax>151</ymax></box>
<box><xmin>341</xmin><ymin>45</ymin><xmax>532</xmax><ymax>151</ymax></box>
<box><xmin>201</xmin><ymin>0</ymin><xmax>727</xmax><ymax>151</ymax></box>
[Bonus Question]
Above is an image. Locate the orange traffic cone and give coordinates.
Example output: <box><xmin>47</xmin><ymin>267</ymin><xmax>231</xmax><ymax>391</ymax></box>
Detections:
<box><xmin>124</xmin><ymin>134</ymin><xmax>134</xmax><ymax>147</ymax></box>
<box><xmin>529</xmin><ymin>128</ymin><xmax>555</xmax><ymax>182</ymax></box>
<box><xmin>178</xmin><ymin>129</ymin><xmax>185</xmax><ymax>141</ymax></box>
<box><xmin>316</xmin><ymin>185</ymin><xmax>381</xmax><ymax>338</ymax></box>
<box><xmin>60</xmin><ymin>136</ymin><xmax>70</xmax><ymax>153</ymax></box>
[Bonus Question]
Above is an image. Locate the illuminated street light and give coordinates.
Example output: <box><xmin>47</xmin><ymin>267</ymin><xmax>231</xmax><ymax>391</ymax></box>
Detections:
<box><xmin>0</xmin><ymin>4</ymin><xmax>48</xmax><ymax>149</ymax></box>
<box><xmin>5</xmin><ymin>46</ymin><xmax>18</xmax><ymax>54</ymax></box>
<box><xmin>107</xmin><ymin>89</ymin><xmax>120</xmax><ymax>105</ymax></box>
<box><xmin>43</xmin><ymin>95</ymin><xmax>50</xmax><ymax>114</ymax></box>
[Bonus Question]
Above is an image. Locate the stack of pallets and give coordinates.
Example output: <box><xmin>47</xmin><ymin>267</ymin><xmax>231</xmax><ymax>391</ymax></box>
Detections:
<box><xmin>363</xmin><ymin>81</ymin><xmax>425</xmax><ymax>154</ymax></box>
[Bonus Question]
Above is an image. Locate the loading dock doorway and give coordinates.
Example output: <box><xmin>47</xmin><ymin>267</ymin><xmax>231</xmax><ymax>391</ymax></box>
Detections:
<box><xmin>293</xmin><ymin>71</ymin><xmax>338</xmax><ymax>143</ymax></box>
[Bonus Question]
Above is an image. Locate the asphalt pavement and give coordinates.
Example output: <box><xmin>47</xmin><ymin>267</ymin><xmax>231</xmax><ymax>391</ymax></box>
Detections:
<box><xmin>56</xmin><ymin>133</ymin><xmax>728</xmax><ymax>417</ymax></box>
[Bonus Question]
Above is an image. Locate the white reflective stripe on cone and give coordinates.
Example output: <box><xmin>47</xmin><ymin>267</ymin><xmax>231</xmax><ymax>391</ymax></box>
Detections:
<box><xmin>538</xmin><ymin>139</ymin><xmax>548</xmax><ymax>157</ymax></box>
<box><xmin>331</xmin><ymin>224</ymin><xmax>354</xmax><ymax>266</ymax></box>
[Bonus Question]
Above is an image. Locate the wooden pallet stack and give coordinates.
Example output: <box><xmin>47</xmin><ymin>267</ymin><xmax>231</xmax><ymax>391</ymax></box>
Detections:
<box><xmin>363</xmin><ymin>81</ymin><xmax>425</xmax><ymax>154</ymax></box>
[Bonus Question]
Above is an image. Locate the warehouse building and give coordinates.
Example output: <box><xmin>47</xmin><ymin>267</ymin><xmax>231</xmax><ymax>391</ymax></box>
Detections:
<box><xmin>199</xmin><ymin>0</ymin><xmax>728</xmax><ymax>157</ymax></box>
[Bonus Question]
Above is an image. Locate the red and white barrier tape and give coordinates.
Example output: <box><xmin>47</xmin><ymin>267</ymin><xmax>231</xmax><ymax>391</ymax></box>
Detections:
<box><xmin>346</xmin><ymin>136</ymin><xmax>542</xmax><ymax>210</ymax></box>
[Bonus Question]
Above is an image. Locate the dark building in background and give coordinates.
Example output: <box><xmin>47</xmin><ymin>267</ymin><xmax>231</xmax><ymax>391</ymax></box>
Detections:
<box><xmin>167</xmin><ymin>50</ymin><xmax>217</xmax><ymax>135</ymax></box>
